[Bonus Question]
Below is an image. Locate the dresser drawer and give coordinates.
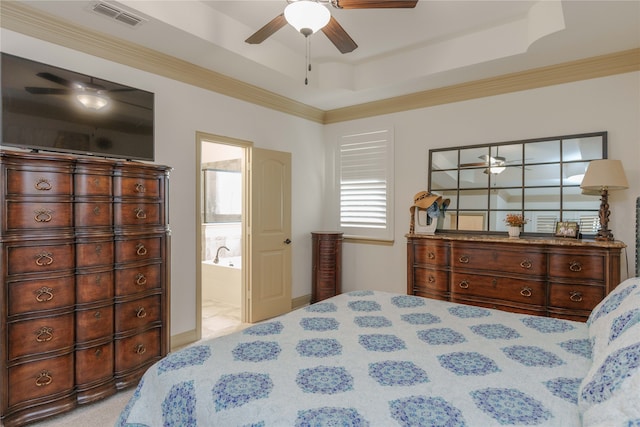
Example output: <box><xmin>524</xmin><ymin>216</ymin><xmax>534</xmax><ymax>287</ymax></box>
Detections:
<box><xmin>412</xmin><ymin>241</ymin><xmax>448</xmax><ymax>266</ymax></box>
<box><xmin>7</xmin><ymin>240</ymin><xmax>75</xmax><ymax>275</ymax></box>
<box><xmin>115</xmin><ymin>264</ymin><xmax>162</xmax><ymax>297</ymax></box>
<box><xmin>6</xmin><ymin>201</ymin><xmax>73</xmax><ymax>232</ymax></box>
<box><xmin>116</xmin><ymin>176</ymin><xmax>161</xmax><ymax>198</ymax></box>
<box><xmin>549</xmin><ymin>283</ymin><xmax>605</xmax><ymax>312</ymax></box>
<box><xmin>413</xmin><ymin>268</ymin><xmax>449</xmax><ymax>293</ymax></box>
<box><xmin>76</xmin><ymin>305</ymin><xmax>114</xmax><ymax>343</ymax></box>
<box><xmin>76</xmin><ymin>342</ymin><xmax>114</xmax><ymax>385</ymax></box>
<box><xmin>450</xmin><ymin>272</ymin><xmax>546</xmax><ymax>306</ymax></box>
<box><xmin>549</xmin><ymin>254</ymin><xmax>604</xmax><ymax>281</ymax></box>
<box><xmin>74</xmin><ymin>171</ymin><xmax>112</xmax><ymax>197</ymax></box>
<box><xmin>75</xmin><ymin>202</ymin><xmax>113</xmax><ymax>228</ymax></box>
<box><xmin>6</xmin><ymin>169</ymin><xmax>72</xmax><ymax>197</ymax></box>
<box><xmin>8</xmin><ymin>275</ymin><xmax>75</xmax><ymax>316</ymax></box>
<box><xmin>76</xmin><ymin>269</ymin><xmax>114</xmax><ymax>304</ymax></box>
<box><xmin>8</xmin><ymin>313</ymin><xmax>75</xmax><ymax>360</ymax></box>
<box><xmin>8</xmin><ymin>353</ymin><xmax>75</xmax><ymax>407</ymax></box>
<box><xmin>115</xmin><ymin>295</ymin><xmax>161</xmax><ymax>333</ymax></box>
<box><xmin>451</xmin><ymin>246</ymin><xmax>546</xmax><ymax>276</ymax></box>
<box><xmin>114</xmin><ymin>327</ymin><xmax>161</xmax><ymax>373</ymax></box>
<box><xmin>115</xmin><ymin>236</ymin><xmax>162</xmax><ymax>263</ymax></box>
<box><xmin>114</xmin><ymin>202</ymin><xmax>162</xmax><ymax>227</ymax></box>
<box><xmin>76</xmin><ymin>239</ymin><xmax>114</xmax><ymax>268</ymax></box>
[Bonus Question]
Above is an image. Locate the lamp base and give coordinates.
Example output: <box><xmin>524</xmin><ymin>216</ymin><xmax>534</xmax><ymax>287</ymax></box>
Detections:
<box><xmin>596</xmin><ymin>189</ymin><xmax>614</xmax><ymax>241</ymax></box>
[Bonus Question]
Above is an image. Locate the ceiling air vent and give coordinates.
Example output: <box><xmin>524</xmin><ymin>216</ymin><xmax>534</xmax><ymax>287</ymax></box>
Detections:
<box><xmin>91</xmin><ymin>2</ymin><xmax>144</xmax><ymax>27</ymax></box>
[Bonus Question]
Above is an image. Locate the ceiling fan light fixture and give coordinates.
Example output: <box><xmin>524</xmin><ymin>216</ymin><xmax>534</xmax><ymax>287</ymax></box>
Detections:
<box><xmin>76</xmin><ymin>92</ymin><xmax>109</xmax><ymax>110</ymax></box>
<box><xmin>284</xmin><ymin>1</ymin><xmax>331</xmax><ymax>36</ymax></box>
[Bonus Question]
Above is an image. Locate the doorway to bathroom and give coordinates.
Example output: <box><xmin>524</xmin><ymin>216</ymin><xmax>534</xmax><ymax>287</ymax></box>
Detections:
<box><xmin>197</xmin><ymin>134</ymin><xmax>248</xmax><ymax>340</ymax></box>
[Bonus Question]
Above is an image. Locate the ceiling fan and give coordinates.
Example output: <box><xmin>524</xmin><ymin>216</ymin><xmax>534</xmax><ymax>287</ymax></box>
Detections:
<box><xmin>25</xmin><ymin>72</ymin><xmax>134</xmax><ymax>110</ymax></box>
<box><xmin>245</xmin><ymin>0</ymin><xmax>419</xmax><ymax>54</ymax></box>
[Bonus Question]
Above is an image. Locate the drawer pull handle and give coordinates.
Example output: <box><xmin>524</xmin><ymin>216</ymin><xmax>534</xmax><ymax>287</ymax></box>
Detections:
<box><xmin>35</xmin><ymin>287</ymin><xmax>54</xmax><ymax>302</ymax></box>
<box><xmin>520</xmin><ymin>259</ymin><xmax>532</xmax><ymax>269</ymax></box>
<box><xmin>136</xmin><ymin>244</ymin><xmax>148</xmax><ymax>256</ymax></box>
<box><xmin>135</xmin><ymin>273</ymin><xmax>147</xmax><ymax>286</ymax></box>
<box><xmin>35</xmin><ymin>326</ymin><xmax>53</xmax><ymax>342</ymax></box>
<box><xmin>93</xmin><ymin>206</ymin><xmax>101</xmax><ymax>216</ymax></box>
<box><xmin>428</xmin><ymin>275</ymin><xmax>435</xmax><ymax>283</ymax></box>
<box><xmin>94</xmin><ymin>311</ymin><xmax>102</xmax><ymax>319</ymax></box>
<box><xmin>134</xmin><ymin>344</ymin><xmax>147</xmax><ymax>355</ymax></box>
<box><xmin>134</xmin><ymin>207</ymin><xmax>147</xmax><ymax>219</ymax></box>
<box><xmin>459</xmin><ymin>280</ymin><xmax>469</xmax><ymax>289</ymax></box>
<box><xmin>95</xmin><ymin>348</ymin><xmax>103</xmax><ymax>357</ymax></box>
<box><xmin>570</xmin><ymin>291</ymin><xmax>583</xmax><ymax>302</ymax></box>
<box><xmin>35</xmin><ymin>252</ymin><xmax>54</xmax><ymax>266</ymax></box>
<box><xmin>35</xmin><ymin>371</ymin><xmax>53</xmax><ymax>387</ymax></box>
<box><xmin>427</xmin><ymin>252</ymin><xmax>435</xmax><ymax>259</ymax></box>
<box><xmin>136</xmin><ymin>307</ymin><xmax>147</xmax><ymax>318</ymax></box>
<box><xmin>520</xmin><ymin>287</ymin><xmax>533</xmax><ymax>297</ymax></box>
<box><xmin>569</xmin><ymin>261</ymin><xmax>583</xmax><ymax>272</ymax></box>
<box><xmin>135</xmin><ymin>183</ymin><xmax>146</xmax><ymax>193</ymax></box>
<box><xmin>458</xmin><ymin>255</ymin><xmax>469</xmax><ymax>264</ymax></box>
<box><xmin>34</xmin><ymin>209</ymin><xmax>53</xmax><ymax>223</ymax></box>
<box><xmin>35</xmin><ymin>178</ymin><xmax>52</xmax><ymax>191</ymax></box>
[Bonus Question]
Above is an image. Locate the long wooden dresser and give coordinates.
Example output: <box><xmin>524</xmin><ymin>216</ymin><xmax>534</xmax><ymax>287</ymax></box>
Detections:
<box><xmin>0</xmin><ymin>150</ymin><xmax>171</xmax><ymax>426</ymax></box>
<box><xmin>407</xmin><ymin>233</ymin><xmax>625</xmax><ymax>321</ymax></box>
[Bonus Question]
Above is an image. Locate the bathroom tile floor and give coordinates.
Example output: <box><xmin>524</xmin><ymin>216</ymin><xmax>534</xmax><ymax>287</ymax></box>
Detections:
<box><xmin>202</xmin><ymin>298</ymin><xmax>248</xmax><ymax>340</ymax></box>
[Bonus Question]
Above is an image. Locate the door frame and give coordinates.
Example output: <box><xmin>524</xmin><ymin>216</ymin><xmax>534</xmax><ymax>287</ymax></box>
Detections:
<box><xmin>195</xmin><ymin>132</ymin><xmax>252</xmax><ymax>341</ymax></box>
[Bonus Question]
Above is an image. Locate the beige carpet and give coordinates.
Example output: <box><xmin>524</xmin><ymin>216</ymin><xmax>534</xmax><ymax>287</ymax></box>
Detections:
<box><xmin>21</xmin><ymin>300</ymin><xmax>245</xmax><ymax>427</ymax></box>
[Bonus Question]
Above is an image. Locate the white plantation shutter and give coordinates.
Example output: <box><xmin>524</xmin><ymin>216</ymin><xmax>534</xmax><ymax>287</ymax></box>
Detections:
<box><xmin>338</xmin><ymin>129</ymin><xmax>394</xmax><ymax>240</ymax></box>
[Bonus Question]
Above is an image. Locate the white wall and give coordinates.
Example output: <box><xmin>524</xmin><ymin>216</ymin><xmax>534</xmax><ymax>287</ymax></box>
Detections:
<box><xmin>1</xmin><ymin>30</ymin><xmax>326</xmax><ymax>337</ymax></box>
<box><xmin>325</xmin><ymin>72</ymin><xmax>640</xmax><ymax>293</ymax></box>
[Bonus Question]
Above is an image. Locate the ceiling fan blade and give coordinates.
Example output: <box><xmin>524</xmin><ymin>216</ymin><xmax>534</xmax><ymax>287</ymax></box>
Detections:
<box><xmin>36</xmin><ymin>72</ymin><xmax>74</xmax><ymax>88</ymax></box>
<box><xmin>245</xmin><ymin>14</ymin><xmax>287</xmax><ymax>44</ymax></box>
<box><xmin>332</xmin><ymin>0</ymin><xmax>418</xmax><ymax>9</ymax></box>
<box><xmin>321</xmin><ymin>16</ymin><xmax>358</xmax><ymax>54</ymax></box>
<box><xmin>25</xmin><ymin>87</ymin><xmax>73</xmax><ymax>95</ymax></box>
<box><xmin>460</xmin><ymin>162</ymin><xmax>490</xmax><ymax>168</ymax></box>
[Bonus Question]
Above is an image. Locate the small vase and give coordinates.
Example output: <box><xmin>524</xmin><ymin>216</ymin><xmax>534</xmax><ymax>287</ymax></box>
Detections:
<box><xmin>508</xmin><ymin>226</ymin><xmax>521</xmax><ymax>238</ymax></box>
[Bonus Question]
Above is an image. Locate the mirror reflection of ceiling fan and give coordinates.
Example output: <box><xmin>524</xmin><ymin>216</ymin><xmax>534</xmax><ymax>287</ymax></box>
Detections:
<box><xmin>25</xmin><ymin>72</ymin><xmax>135</xmax><ymax>110</ymax></box>
<box><xmin>460</xmin><ymin>152</ymin><xmax>530</xmax><ymax>175</ymax></box>
<box><xmin>245</xmin><ymin>0</ymin><xmax>419</xmax><ymax>54</ymax></box>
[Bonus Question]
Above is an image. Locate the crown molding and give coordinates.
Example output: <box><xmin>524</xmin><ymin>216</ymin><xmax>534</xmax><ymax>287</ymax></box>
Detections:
<box><xmin>0</xmin><ymin>1</ymin><xmax>325</xmax><ymax>123</ymax></box>
<box><xmin>2</xmin><ymin>1</ymin><xmax>638</xmax><ymax>125</ymax></box>
<box><xmin>324</xmin><ymin>48</ymin><xmax>640</xmax><ymax>123</ymax></box>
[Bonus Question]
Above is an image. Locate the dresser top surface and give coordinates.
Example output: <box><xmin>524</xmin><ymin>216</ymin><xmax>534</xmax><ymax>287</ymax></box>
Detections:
<box><xmin>406</xmin><ymin>233</ymin><xmax>627</xmax><ymax>248</ymax></box>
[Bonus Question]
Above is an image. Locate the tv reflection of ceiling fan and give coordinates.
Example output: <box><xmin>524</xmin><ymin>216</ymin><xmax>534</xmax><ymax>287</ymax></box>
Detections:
<box><xmin>245</xmin><ymin>0</ymin><xmax>419</xmax><ymax>54</ymax></box>
<box><xmin>25</xmin><ymin>72</ymin><xmax>134</xmax><ymax>110</ymax></box>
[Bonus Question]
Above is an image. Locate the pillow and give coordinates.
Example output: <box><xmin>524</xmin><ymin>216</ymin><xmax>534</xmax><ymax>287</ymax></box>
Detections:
<box><xmin>579</xmin><ymin>278</ymin><xmax>640</xmax><ymax>426</ymax></box>
<box><xmin>587</xmin><ymin>278</ymin><xmax>640</xmax><ymax>362</ymax></box>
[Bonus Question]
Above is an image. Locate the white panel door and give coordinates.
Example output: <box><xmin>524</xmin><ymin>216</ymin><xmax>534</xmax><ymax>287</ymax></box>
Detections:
<box><xmin>248</xmin><ymin>148</ymin><xmax>292</xmax><ymax>322</ymax></box>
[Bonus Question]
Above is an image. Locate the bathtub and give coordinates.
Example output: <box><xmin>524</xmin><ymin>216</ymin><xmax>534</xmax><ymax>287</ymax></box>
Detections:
<box><xmin>202</xmin><ymin>257</ymin><xmax>241</xmax><ymax>307</ymax></box>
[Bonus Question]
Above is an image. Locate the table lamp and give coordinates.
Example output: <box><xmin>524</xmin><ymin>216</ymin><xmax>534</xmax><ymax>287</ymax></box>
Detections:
<box><xmin>580</xmin><ymin>159</ymin><xmax>628</xmax><ymax>241</ymax></box>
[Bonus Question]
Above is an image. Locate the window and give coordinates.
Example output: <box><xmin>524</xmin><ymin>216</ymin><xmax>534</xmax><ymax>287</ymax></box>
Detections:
<box><xmin>337</xmin><ymin>129</ymin><xmax>394</xmax><ymax>241</ymax></box>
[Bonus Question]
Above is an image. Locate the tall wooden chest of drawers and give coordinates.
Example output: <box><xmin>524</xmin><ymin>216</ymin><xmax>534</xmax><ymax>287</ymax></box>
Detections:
<box><xmin>407</xmin><ymin>234</ymin><xmax>625</xmax><ymax>321</ymax></box>
<box><xmin>0</xmin><ymin>150</ymin><xmax>171</xmax><ymax>426</ymax></box>
<box><xmin>311</xmin><ymin>232</ymin><xmax>343</xmax><ymax>303</ymax></box>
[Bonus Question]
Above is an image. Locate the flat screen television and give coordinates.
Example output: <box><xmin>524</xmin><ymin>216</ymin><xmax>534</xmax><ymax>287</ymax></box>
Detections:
<box><xmin>1</xmin><ymin>53</ymin><xmax>154</xmax><ymax>161</ymax></box>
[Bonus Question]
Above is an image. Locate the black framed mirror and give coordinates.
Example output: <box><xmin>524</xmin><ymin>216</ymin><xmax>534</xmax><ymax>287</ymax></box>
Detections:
<box><xmin>428</xmin><ymin>131</ymin><xmax>607</xmax><ymax>235</ymax></box>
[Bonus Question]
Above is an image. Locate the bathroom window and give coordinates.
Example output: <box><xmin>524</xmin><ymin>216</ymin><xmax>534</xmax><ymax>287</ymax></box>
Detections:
<box><xmin>203</xmin><ymin>164</ymin><xmax>241</xmax><ymax>223</ymax></box>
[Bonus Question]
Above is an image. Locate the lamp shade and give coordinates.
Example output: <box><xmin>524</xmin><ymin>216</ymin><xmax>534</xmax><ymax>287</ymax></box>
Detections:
<box><xmin>284</xmin><ymin>1</ymin><xmax>330</xmax><ymax>35</ymax></box>
<box><xmin>580</xmin><ymin>159</ymin><xmax>628</xmax><ymax>191</ymax></box>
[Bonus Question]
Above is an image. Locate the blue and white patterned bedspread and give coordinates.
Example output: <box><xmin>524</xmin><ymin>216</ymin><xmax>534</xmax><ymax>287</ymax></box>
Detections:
<box><xmin>117</xmin><ymin>291</ymin><xmax>591</xmax><ymax>426</ymax></box>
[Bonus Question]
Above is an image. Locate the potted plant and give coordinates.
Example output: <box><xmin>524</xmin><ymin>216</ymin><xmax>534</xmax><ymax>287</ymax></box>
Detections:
<box><xmin>504</xmin><ymin>213</ymin><xmax>528</xmax><ymax>238</ymax></box>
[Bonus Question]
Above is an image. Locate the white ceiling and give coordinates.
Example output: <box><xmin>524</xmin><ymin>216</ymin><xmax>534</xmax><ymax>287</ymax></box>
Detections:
<box><xmin>17</xmin><ymin>0</ymin><xmax>640</xmax><ymax>110</ymax></box>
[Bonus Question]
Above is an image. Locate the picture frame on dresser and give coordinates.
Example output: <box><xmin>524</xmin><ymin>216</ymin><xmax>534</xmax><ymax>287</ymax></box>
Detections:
<box><xmin>555</xmin><ymin>221</ymin><xmax>579</xmax><ymax>238</ymax></box>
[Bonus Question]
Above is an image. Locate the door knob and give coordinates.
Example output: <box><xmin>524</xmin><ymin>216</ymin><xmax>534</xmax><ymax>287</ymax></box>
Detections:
<box><xmin>284</xmin><ymin>238</ymin><xmax>292</xmax><ymax>244</ymax></box>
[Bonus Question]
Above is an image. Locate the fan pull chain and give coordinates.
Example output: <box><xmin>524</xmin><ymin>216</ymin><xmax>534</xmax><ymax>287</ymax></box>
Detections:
<box><xmin>305</xmin><ymin>35</ymin><xmax>311</xmax><ymax>85</ymax></box>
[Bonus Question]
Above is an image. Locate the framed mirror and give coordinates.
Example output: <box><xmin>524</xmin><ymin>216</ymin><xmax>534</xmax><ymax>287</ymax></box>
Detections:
<box><xmin>203</xmin><ymin>159</ymin><xmax>241</xmax><ymax>223</ymax></box>
<box><xmin>428</xmin><ymin>131</ymin><xmax>607</xmax><ymax>235</ymax></box>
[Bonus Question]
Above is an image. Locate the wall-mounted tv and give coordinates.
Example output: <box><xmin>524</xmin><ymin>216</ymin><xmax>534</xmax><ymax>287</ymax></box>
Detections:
<box><xmin>1</xmin><ymin>53</ymin><xmax>154</xmax><ymax>161</ymax></box>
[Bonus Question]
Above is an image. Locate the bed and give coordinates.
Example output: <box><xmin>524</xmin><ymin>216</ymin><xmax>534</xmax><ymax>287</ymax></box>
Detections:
<box><xmin>117</xmin><ymin>278</ymin><xmax>640</xmax><ymax>426</ymax></box>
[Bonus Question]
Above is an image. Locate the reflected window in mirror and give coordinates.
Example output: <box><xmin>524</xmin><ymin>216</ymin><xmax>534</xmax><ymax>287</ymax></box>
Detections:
<box><xmin>428</xmin><ymin>132</ymin><xmax>607</xmax><ymax>235</ymax></box>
